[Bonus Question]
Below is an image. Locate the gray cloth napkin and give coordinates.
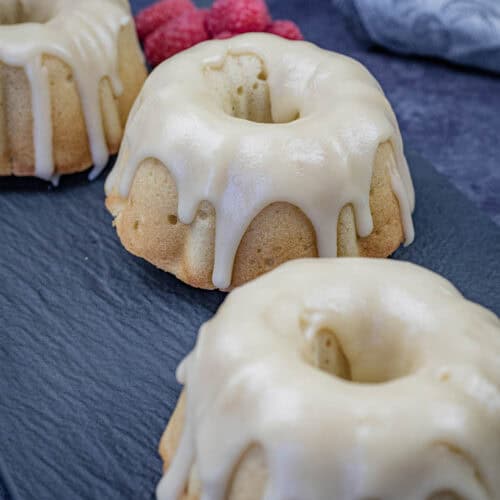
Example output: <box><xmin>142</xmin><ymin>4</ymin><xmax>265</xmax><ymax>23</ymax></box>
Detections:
<box><xmin>333</xmin><ymin>0</ymin><xmax>500</xmax><ymax>74</ymax></box>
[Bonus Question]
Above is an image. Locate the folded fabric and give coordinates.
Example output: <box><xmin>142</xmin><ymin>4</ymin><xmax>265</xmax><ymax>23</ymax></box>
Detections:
<box><xmin>333</xmin><ymin>0</ymin><xmax>500</xmax><ymax>74</ymax></box>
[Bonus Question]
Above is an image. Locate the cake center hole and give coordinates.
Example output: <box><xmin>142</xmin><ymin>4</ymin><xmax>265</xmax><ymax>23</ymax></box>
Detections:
<box><xmin>302</xmin><ymin>322</ymin><xmax>418</xmax><ymax>384</ymax></box>
<box><xmin>0</xmin><ymin>1</ymin><xmax>55</xmax><ymax>25</ymax></box>
<box><xmin>204</xmin><ymin>54</ymin><xmax>300</xmax><ymax>124</ymax></box>
<box><xmin>310</xmin><ymin>329</ymin><xmax>352</xmax><ymax>381</ymax></box>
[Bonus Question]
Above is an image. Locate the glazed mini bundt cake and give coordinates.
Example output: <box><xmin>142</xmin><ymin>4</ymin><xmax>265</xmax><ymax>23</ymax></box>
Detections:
<box><xmin>157</xmin><ymin>258</ymin><xmax>500</xmax><ymax>500</ymax></box>
<box><xmin>0</xmin><ymin>0</ymin><xmax>147</xmax><ymax>181</ymax></box>
<box><xmin>105</xmin><ymin>34</ymin><xmax>415</xmax><ymax>290</ymax></box>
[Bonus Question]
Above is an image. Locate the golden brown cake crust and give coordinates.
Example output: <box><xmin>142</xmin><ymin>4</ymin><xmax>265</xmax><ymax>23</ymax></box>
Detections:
<box><xmin>107</xmin><ymin>141</ymin><xmax>405</xmax><ymax>290</ymax></box>
<box><xmin>0</xmin><ymin>22</ymin><xmax>147</xmax><ymax>177</ymax></box>
<box><xmin>159</xmin><ymin>392</ymin><xmax>187</xmax><ymax>474</ymax></box>
<box><xmin>159</xmin><ymin>392</ymin><xmax>268</xmax><ymax>500</ymax></box>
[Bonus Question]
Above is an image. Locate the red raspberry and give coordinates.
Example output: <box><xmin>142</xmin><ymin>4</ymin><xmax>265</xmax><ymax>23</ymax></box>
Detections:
<box><xmin>135</xmin><ymin>0</ymin><xmax>197</xmax><ymax>41</ymax></box>
<box><xmin>205</xmin><ymin>0</ymin><xmax>271</xmax><ymax>36</ymax></box>
<box><xmin>213</xmin><ymin>31</ymin><xmax>235</xmax><ymax>40</ymax></box>
<box><xmin>267</xmin><ymin>20</ymin><xmax>303</xmax><ymax>40</ymax></box>
<box><xmin>144</xmin><ymin>10</ymin><xmax>209</xmax><ymax>66</ymax></box>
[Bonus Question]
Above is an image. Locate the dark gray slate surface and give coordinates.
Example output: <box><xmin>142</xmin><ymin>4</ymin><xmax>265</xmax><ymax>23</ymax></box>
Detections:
<box><xmin>1</xmin><ymin>152</ymin><xmax>499</xmax><ymax>500</ymax></box>
<box><xmin>1</xmin><ymin>1</ymin><xmax>499</xmax><ymax>499</ymax></box>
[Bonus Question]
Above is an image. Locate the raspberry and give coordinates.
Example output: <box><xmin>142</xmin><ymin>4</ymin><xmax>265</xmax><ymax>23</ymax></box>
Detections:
<box><xmin>205</xmin><ymin>0</ymin><xmax>271</xmax><ymax>36</ymax></box>
<box><xmin>135</xmin><ymin>0</ymin><xmax>196</xmax><ymax>41</ymax></box>
<box><xmin>144</xmin><ymin>10</ymin><xmax>209</xmax><ymax>66</ymax></box>
<box><xmin>213</xmin><ymin>31</ymin><xmax>235</xmax><ymax>40</ymax></box>
<box><xmin>267</xmin><ymin>20</ymin><xmax>303</xmax><ymax>40</ymax></box>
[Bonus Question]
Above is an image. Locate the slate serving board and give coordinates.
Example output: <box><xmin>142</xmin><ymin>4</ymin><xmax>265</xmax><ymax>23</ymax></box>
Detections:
<box><xmin>1</xmin><ymin>151</ymin><xmax>499</xmax><ymax>500</ymax></box>
<box><xmin>1</xmin><ymin>0</ymin><xmax>500</xmax><ymax>498</ymax></box>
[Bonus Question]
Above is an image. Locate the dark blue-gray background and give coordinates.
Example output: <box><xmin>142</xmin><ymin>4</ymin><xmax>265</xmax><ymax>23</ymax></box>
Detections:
<box><xmin>0</xmin><ymin>1</ymin><xmax>499</xmax><ymax>499</ymax></box>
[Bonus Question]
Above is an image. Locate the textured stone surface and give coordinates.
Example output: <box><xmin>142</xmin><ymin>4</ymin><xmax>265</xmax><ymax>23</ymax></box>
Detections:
<box><xmin>0</xmin><ymin>2</ymin><xmax>499</xmax><ymax>499</ymax></box>
<box><xmin>1</xmin><ymin>152</ymin><xmax>499</xmax><ymax>500</ymax></box>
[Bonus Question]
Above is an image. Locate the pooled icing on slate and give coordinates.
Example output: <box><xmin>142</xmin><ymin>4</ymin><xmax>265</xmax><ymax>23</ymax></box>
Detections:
<box><xmin>157</xmin><ymin>258</ymin><xmax>500</xmax><ymax>500</ymax></box>
<box><xmin>0</xmin><ymin>0</ymin><xmax>132</xmax><ymax>181</ymax></box>
<box><xmin>105</xmin><ymin>34</ymin><xmax>415</xmax><ymax>288</ymax></box>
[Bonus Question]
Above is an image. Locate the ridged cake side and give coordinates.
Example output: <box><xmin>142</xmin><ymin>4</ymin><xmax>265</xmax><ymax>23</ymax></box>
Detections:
<box><xmin>105</xmin><ymin>35</ymin><xmax>415</xmax><ymax>289</ymax></box>
<box><xmin>106</xmin><ymin>141</ymin><xmax>405</xmax><ymax>290</ymax></box>
<box><xmin>0</xmin><ymin>3</ymin><xmax>146</xmax><ymax>178</ymax></box>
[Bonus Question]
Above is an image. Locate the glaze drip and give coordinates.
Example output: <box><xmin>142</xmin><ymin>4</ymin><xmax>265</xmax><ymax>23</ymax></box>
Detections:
<box><xmin>0</xmin><ymin>0</ymin><xmax>132</xmax><ymax>180</ymax></box>
<box><xmin>105</xmin><ymin>34</ymin><xmax>416</xmax><ymax>288</ymax></box>
<box><xmin>157</xmin><ymin>258</ymin><xmax>500</xmax><ymax>500</ymax></box>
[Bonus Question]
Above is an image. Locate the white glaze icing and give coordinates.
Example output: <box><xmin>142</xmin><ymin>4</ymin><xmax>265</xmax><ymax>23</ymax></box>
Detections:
<box><xmin>0</xmin><ymin>0</ymin><xmax>133</xmax><ymax>180</ymax></box>
<box><xmin>105</xmin><ymin>34</ymin><xmax>415</xmax><ymax>289</ymax></box>
<box><xmin>157</xmin><ymin>258</ymin><xmax>500</xmax><ymax>500</ymax></box>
